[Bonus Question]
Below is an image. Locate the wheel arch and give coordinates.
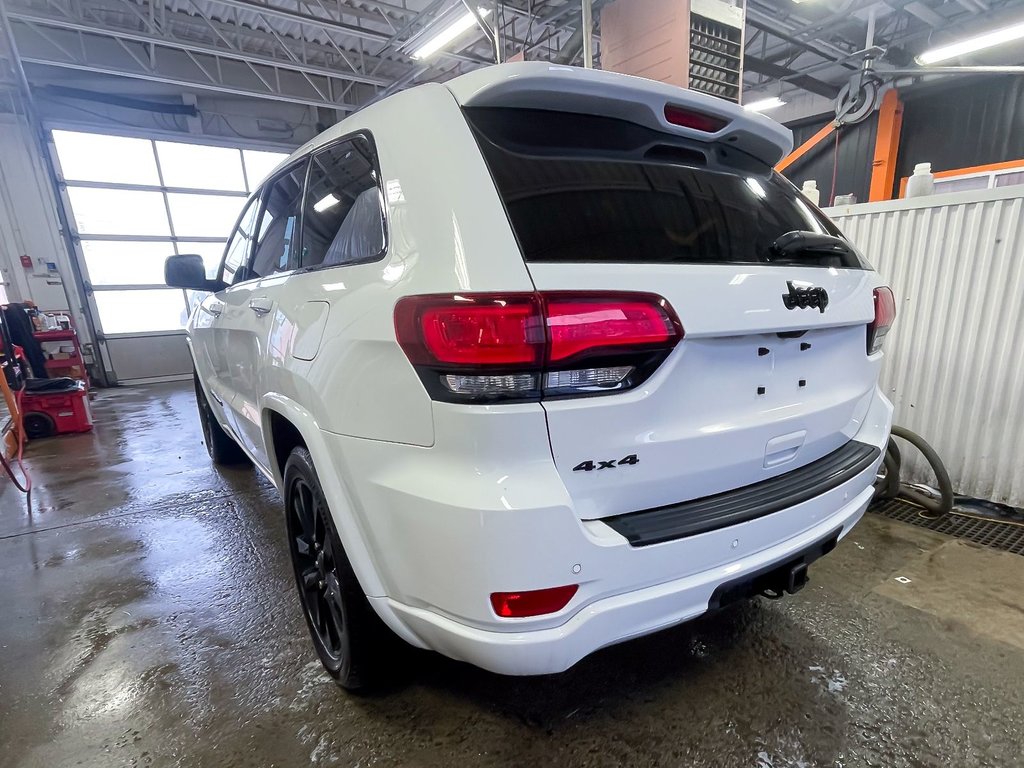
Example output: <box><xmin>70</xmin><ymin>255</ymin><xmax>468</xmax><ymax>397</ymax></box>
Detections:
<box><xmin>260</xmin><ymin>394</ymin><xmax>388</xmax><ymax>600</ymax></box>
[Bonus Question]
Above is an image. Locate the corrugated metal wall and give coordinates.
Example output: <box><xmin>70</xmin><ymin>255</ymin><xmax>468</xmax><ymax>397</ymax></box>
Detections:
<box><xmin>826</xmin><ymin>188</ymin><xmax>1024</xmax><ymax>506</ymax></box>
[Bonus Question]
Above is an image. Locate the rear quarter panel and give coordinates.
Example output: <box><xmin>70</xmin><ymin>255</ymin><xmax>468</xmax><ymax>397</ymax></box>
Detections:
<box><xmin>257</xmin><ymin>83</ymin><xmax>537</xmax><ymax>447</ymax></box>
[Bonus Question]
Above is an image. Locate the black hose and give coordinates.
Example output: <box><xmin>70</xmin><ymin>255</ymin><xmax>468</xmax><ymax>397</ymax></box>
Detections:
<box><xmin>873</xmin><ymin>425</ymin><xmax>953</xmax><ymax>519</ymax></box>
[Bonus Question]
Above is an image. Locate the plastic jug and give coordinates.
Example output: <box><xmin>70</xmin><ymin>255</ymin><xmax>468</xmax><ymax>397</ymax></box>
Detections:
<box><xmin>801</xmin><ymin>179</ymin><xmax>820</xmax><ymax>206</ymax></box>
<box><xmin>906</xmin><ymin>162</ymin><xmax>935</xmax><ymax>198</ymax></box>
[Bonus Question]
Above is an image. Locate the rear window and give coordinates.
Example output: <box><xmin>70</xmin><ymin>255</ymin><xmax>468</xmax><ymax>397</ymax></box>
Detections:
<box><xmin>465</xmin><ymin>107</ymin><xmax>858</xmax><ymax>268</ymax></box>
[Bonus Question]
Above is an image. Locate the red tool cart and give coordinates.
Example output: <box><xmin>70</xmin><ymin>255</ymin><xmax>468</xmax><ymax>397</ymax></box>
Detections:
<box><xmin>33</xmin><ymin>312</ymin><xmax>90</xmax><ymax>389</ymax></box>
<box><xmin>23</xmin><ymin>310</ymin><xmax>93</xmax><ymax>438</ymax></box>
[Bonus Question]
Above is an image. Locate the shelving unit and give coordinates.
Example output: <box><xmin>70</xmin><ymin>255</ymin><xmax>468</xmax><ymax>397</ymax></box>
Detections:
<box><xmin>34</xmin><ymin>324</ymin><xmax>90</xmax><ymax>389</ymax></box>
<box><xmin>688</xmin><ymin>0</ymin><xmax>744</xmax><ymax>103</ymax></box>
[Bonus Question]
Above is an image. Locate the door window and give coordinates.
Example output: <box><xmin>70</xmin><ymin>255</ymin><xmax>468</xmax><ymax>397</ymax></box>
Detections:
<box><xmin>248</xmin><ymin>161</ymin><xmax>309</xmax><ymax>279</ymax></box>
<box><xmin>301</xmin><ymin>137</ymin><xmax>385</xmax><ymax>268</ymax></box>
<box><xmin>222</xmin><ymin>196</ymin><xmax>262</xmax><ymax>285</ymax></box>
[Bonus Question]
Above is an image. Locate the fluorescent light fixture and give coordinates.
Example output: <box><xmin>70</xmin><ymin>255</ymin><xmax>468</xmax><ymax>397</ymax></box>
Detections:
<box><xmin>313</xmin><ymin>193</ymin><xmax>340</xmax><ymax>212</ymax></box>
<box><xmin>744</xmin><ymin>96</ymin><xmax>787</xmax><ymax>113</ymax></box>
<box><xmin>411</xmin><ymin>8</ymin><xmax>492</xmax><ymax>60</ymax></box>
<box><xmin>918</xmin><ymin>19</ymin><xmax>1024</xmax><ymax>64</ymax></box>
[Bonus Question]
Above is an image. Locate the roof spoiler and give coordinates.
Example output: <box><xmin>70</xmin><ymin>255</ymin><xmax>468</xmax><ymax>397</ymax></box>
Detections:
<box><xmin>447</xmin><ymin>63</ymin><xmax>793</xmax><ymax>168</ymax></box>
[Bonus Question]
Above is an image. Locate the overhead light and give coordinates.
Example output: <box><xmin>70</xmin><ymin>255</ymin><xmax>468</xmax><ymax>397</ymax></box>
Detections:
<box><xmin>918</xmin><ymin>19</ymin><xmax>1024</xmax><ymax>64</ymax></box>
<box><xmin>410</xmin><ymin>8</ymin><xmax>492</xmax><ymax>60</ymax></box>
<box><xmin>313</xmin><ymin>193</ymin><xmax>340</xmax><ymax>212</ymax></box>
<box><xmin>744</xmin><ymin>96</ymin><xmax>787</xmax><ymax>113</ymax></box>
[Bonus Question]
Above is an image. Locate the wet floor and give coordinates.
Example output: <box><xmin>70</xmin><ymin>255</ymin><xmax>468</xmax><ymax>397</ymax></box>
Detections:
<box><xmin>2</xmin><ymin>382</ymin><xmax>1023</xmax><ymax>767</ymax></box>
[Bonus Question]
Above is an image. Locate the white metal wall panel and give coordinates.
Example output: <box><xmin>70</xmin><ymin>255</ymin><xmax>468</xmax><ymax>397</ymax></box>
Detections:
<box><xmin>826</xmin><ymin>188</ymin><xmax>1024</xmax><ymax>506</ymax></box>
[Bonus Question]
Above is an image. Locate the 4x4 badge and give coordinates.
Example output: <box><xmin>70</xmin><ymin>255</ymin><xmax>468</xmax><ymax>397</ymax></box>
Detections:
<box><xmin>783</xmin><ymin>281</ymin><xmax>829</xmax><ymax>313</ymax></box>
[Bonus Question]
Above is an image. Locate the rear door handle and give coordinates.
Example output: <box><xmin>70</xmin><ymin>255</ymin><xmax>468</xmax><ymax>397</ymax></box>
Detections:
<box><xmin>249</xmin><ymin>297</ymin><xmax>273</xmax><ymax>316</ymax></box>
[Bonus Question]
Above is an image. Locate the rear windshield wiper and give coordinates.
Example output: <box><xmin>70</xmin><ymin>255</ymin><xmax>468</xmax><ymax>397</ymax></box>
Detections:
<box><xmin>768</xmin><ymin>230</ymin><xmax>858</xmax><ymax>266</ymax></box>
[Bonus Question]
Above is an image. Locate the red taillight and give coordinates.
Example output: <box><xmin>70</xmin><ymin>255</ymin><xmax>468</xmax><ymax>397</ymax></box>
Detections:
<box><xmin>413</xmin><ymin>295</ymin><xmax>544</xmax><ymax>366</ymax></box>
<box><xmin>490</xmin><ymin>584</ymin><xmax>579</xmax><ymax>618</ymax></box>
<box><xmin>394</xmin><ymin>292</ymin><xmax>683</xmax><ymax>402</ymax></box>
<box><xmin>867</xmin><ymin>286</ymin><xmax>896</xmax><ymax>355</ymax></box>
<box><xmin>545</xmin><ymin>295</ymin><xmax>676</xmax><ymax>363</ymax></box>
<box><xmin>664</xmin><ymin>104</ymin><xmax>729</xmax><ymax>133</ymax></box>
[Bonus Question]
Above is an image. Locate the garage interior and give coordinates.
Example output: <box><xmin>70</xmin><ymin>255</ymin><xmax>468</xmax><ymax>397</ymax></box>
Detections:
<box><xmin>2</xmin><ymin>0</ymin><xmax>1024</xmax><ymax>764</ymax></box>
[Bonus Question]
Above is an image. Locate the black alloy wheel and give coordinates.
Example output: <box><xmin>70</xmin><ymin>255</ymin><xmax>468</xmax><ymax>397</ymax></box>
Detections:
<box><xmin>288</xmin><ymin>473</ymin><xmax>349</xmax><ymax>666</ymax></box>
<box><xmin>283</xmin><ymin>447</ymin><xmax>401</xmax><ymax>690</ymax></box>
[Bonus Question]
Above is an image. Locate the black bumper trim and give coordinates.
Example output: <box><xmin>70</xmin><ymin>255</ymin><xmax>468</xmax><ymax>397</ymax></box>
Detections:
<box><xmin>603</xmin><ymin>440</ymin><xmax>881</xmax><ymax>547</ymax></box>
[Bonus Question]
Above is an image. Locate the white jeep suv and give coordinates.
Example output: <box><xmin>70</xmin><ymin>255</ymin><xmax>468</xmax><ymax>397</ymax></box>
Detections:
<box><xmin>167</xmin><ymin>63</ymin><xmax>895</xmax><ymax>689</ymax></box>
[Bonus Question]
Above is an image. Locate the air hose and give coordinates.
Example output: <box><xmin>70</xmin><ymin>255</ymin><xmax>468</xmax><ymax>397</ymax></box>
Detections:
<box><xmin>872</xmin><ymin>425</ymin><xmax>953</xmax><ymax>519</ymax></box>
<box><xmin>0</xmin><ymin>372</ymin><xmax>32</xmax><ymax>512</ymax></box>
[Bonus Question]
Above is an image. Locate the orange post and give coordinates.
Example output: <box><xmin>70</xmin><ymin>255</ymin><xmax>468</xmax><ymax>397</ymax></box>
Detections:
<box><xmin>869</xmin><ymin>89</ymin><xmax>904</xmax><ymax>202</ymax></box>
<box><xmin>776</xmin><ymin>121</ymin><xmax>837</xmax><ymax>173</ymax></box>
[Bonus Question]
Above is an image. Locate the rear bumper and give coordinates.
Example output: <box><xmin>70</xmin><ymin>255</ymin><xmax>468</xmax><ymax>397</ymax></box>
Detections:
<box><xmin>373</xmin><ymin>482</ymin><xmax>873</xmax><ymax>675</ymax></box>
<box><xmin>326</xmin><ymin>388</ymin><xmax>892</xmax><ymax>676</ymax></box>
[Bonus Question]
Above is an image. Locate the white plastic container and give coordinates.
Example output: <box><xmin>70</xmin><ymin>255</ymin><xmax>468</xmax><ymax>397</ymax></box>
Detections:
<box><xmin>801</xmin><ymin>179</ymin><xmax>820</xmax><ymax>206</ymax></box>
<box><xmin>905</xmin><ymin>162</ymin><xmax>935</xmax><ymax>198</ymax></box>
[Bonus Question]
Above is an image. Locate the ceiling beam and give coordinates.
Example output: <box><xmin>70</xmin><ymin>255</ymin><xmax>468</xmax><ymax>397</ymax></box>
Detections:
<box><xmin>200</xmin><ymin>0</ymin><xmax>393</xmax><ymax>43</ymax></box>
<box><xmin>11</xmin><ymin>20</ymin><xmax>362</xmax><ymax>110</ymax></box>
<box><xmin>7</xmin><ymin>10</ymin><xmax>395</xmax><ymax>87</ymax></box>
<box><xmin>746</xmin><ymin>10</ymin><xmax>861</xmax><ymax>70</ymax></box>
<box><xmin>743</xmin><ymin>55</ymin><xmax>841</xmax><ymax>98</ymax></box>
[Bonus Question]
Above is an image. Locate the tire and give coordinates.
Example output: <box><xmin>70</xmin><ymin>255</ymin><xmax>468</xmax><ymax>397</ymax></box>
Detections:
<box><xmin>193</xmin><ymin>372</ymin><xmax>249</xmax><ymax>466</ymax></box>
<box><xmin>23</xmin><ymin>412</ymin><xmax>55</xmax><ymax>439</ymax></box>
<box><xmin>283</xmin><ymin>446</ymin><xmax>399</xmax><ymax>690</ymax></box>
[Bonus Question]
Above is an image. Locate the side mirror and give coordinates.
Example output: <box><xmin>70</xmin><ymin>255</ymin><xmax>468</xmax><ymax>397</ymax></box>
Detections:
<box><xmin>165</xmin><ymin>254</ymin><xmax>226</xmax><ymax>291</ymax></box>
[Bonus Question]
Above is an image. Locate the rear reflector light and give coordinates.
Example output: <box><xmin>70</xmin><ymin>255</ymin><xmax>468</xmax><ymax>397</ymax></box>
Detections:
<box><xmin>545</xmin><ymin>366</ymin><xmax>633</xmax><ymax>392</ymax></box>
<box><xmin>664</xmin><ymin>104</ymin><xmax>729</xmax><ymax>133</ymax></box>
<box><xmin>443</xmin><ymin>373</ymin><xmax>535</xmax><ymax>396</ymax></box>
<box><xmin>395</xmin><ymin>292</ymin><xmax>683</xmax><ymax>403</ymax></box>
<box><xmin>490</xmin><ymin>584</ymin><xmax>579</xmax><ymax>618</ymax></box>
<box><xmin>867</xmin><ymin>286</ymin><xmax>896</xmax><ymax>355</ymax></box>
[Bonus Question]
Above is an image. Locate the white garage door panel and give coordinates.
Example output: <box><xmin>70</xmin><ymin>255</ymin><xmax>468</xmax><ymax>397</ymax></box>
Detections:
<box><xmin>50</xmin><ymin>127</ymin><xmax>289</xmax><ymax>384</ymax></box>
<box><xmin>106</xmin><ymin>334</ymin><xmax>194</xmax><ymax>384</ymax></box>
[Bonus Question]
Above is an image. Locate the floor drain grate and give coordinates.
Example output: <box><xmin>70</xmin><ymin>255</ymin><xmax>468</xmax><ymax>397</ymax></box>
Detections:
<box><xmin>870</xmin><ymin>499</ymin><xmax>1024</xmax><ymax>556</ymax></box>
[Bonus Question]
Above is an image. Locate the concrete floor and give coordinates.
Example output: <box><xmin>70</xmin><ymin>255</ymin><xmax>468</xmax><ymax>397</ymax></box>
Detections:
<box><xmin>2</xmin><ymin>383</ymin><xmax>1024</xmax><ymax>768</ymax></box>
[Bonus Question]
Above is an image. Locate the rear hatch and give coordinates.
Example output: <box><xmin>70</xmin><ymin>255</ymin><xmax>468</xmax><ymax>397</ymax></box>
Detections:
<box><xmin>462</xmin><ymin>101</ymin><xmax>881</xmax><ymax>520</ymax></box>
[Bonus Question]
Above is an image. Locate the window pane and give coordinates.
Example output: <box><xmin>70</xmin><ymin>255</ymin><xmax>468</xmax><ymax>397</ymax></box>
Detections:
<box><xmin>303</xmin><ymin>138</ymin><xmax>385</xmax><ymax>268</ymax></box>
<box><xmin>94</xmin><ymin>289</ymin><xmax>188</xmax><ymax>333</ymax></box>
<box><xmin>156</xmin><ymin>141</ymin><xmax>246</xmax><ymax>191</ymax></box>
<box><xmin>933</xmin><ymin>176</ymin><xmax>988</xmax><ymax>194</ymax></box>
<box><xmin>53</xmin><ymin>131</ymin><xmax>159</xmax><ymax>185</ymax></box>
<box><xmin>994</xmin><ymin>171</ymin><xmax>1024</xmax><ymax>188</ymax></box>
<box><xmin>249</xmin><ymin>162</ymin><xmax>307</xmax><ymax>278</ymax></box>
<box><xmin>80</xmin><ymin>240</ymin><xmax>176</xmax><ymax>285</ymax></box>
<box><xmin>243</xmin><ymin>150</ymin><xmax>289</xmax><ymax>190</ymax></box>
<box><xmin>67</xmin><ymin>187</ymin><xmax>170</xmax><ymax>236</ymax></box>
<box><xmin>465</xmin><ymin>108</ymin><xmax>851</xmax><ymax>266</ymax></box>
<box><xmin>177</xmin><ymin>241</ymin><xmax>227</xmax><ymax>278</ymax></box>
<box><xmin>223</xmin><ymin>198</ymin><xmax>261</xmax><ymax>285</ymax></box>
<box><xmin>167</xmin><ymin>193</ymin><xmax>245</xmax><ymax>238</ymax></box>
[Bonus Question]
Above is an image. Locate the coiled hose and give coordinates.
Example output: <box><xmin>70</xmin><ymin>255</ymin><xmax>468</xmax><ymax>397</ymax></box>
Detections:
<box><xmin>872</xmin><ymin>425</ymin><xmax>953</xmax><ymax>519</ymax></box>
<box><xmin>0</xmin><ymin>370</ymin><xmax>31</xmax><ymax>512</ymax></box>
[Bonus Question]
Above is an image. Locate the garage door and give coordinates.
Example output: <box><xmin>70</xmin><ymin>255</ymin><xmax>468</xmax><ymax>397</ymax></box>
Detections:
<box><xmin>50</xmin><ymin>129</ymin><xmax>288</xmax><ymax>384</ymax></box>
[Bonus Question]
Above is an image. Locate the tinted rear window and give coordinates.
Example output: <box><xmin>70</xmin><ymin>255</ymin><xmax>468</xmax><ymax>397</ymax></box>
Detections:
<box><xmin>465</xmin><ymin>108</ymin><xmax>856</xmax><ymax>268</ymax></box>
